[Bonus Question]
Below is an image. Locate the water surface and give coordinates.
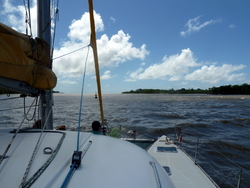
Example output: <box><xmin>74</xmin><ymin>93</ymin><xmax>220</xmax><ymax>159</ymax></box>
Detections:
<box><xmin>1</xmin><ymin>93</ymin><xmax>250</xmax><ymax>187</ymax></box>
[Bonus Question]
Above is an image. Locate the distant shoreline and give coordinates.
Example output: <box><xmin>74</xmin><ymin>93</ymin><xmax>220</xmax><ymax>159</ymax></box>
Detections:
<box><xmin>122</xmin><ymin>84</ymin><xmax>250</xmax><ymax>95</ymax></box>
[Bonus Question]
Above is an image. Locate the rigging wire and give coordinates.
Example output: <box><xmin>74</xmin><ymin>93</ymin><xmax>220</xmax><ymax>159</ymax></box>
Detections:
<box><xmin>60</xmin><ymin>45</ymin><xmax>90</xmax><ymax>188</ymax></box>
<box><xmin>76</xmin><ymin>45</ymin><xmax>90</xmax><ymax>151</ymax></box>
<box><xmin>41</xmin><ymin>2</ymin><xmax>60</xmax><ymax>41</ymax></box>
<box><xmin>53</xmin><ymin>45</ymin><xmax>90</xmax><ymax>60</ymax></box>
<box><xmin>50</xmin><ymin>0</ymin><xmax>60</xmax><ymax>59</ymax></box>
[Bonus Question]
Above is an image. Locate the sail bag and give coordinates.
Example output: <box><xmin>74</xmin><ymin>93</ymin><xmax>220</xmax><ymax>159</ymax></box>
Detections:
<box><xmin>0</xmin><ymin>22</ymin><xmax>57</xmax><ymax>90</ymax></box>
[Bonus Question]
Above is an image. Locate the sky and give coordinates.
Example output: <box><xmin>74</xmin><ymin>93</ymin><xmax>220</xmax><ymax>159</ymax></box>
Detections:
<box><xmin>1</xmin><ymin>0</ymin><xmax>250</xmax><ymax>93</ymax></box>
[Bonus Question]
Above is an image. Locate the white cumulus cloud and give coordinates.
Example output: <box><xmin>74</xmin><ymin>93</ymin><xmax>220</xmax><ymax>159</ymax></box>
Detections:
<box><xmin>126</xmin><ymin>48</ymin><xmax>199</xmax><ymax>81</ymax></box>
<box><xmin>53</xmin><ymin>13</ymin><xmax>149</xmax><ymax>79</ymax></box>
<box><xmin>185</xmin><ymin>64</ymin><xmax>246</xmax><ymax>84</ymax></box>
<box><xmin>101</xmin><ymin>70</ymin><xmax>112</xmax><ymax>80</ymax></box>
<box><xmin>126</xmin><ymin>48</ymin><xmax>247</xmax><ymax>85</ymax></box>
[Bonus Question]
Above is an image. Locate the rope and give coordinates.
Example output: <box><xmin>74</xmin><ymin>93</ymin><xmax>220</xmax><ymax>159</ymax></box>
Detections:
<box><xmin>22</xmin><ymin>0</ymin><xmax>33</xmax><ymax>36</ymax></box>
<box><xmin>24</xmin><ymin>96</ymin><xmax>38</xmax><ymax>121</ymax></box>
<box><xmin>27</xmin><ymin>0</ymin><xmax>32</xmax><ymax>37</ymax></box>
<box><xmin>51</xmin><ymin>0</ymin><xmax>60</xmax><ymax>59</ymax></box>
<box><xmin>60</xmin><ymin>163</ymin><xmax>77</xmax><ymax>188</ymax></box>
<box><xmin>20</xmin><ymin>109</ymin><xmax>52</xmax><ymax>187</ymax></box>
<box><xmin>0</xmin><ymin>98</ymin><xmax>37</xmax><ymax>165</ymax></box>
<box><xmin>53</xmin><ymin>45</ymin><xmax>90</xmax><ymax>60</ymax></box>
<box><xmin>60</xmin><ymin>45</ymin><xmax>90</xmax><ymax>188</ymax></box>
<box><xmin>41</xmin><ymin>0</ymin><xmax>60</xmax><ymax>40</ymax></box>
<box><xmin>13</xmin><ymin>130</ymin><xmax>66</xmax><ymax>188</ymax></box>
<box><xmin>60</xmin><ymin>140</ymin><xmax>92</xmax><ymax>188</ymax></box>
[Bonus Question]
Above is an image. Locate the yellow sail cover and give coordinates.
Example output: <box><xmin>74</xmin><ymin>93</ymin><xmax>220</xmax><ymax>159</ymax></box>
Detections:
<box><xmin>0</xmin><ymin>22</ymin><xmax>57</xmax><ymax>90</ymax></box>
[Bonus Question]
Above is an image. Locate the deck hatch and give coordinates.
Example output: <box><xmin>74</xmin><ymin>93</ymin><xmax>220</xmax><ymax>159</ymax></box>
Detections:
<box><xmin>157</xmin><ymin>146</ymin><xmax>177</xmax><ymax>153</ymax></box>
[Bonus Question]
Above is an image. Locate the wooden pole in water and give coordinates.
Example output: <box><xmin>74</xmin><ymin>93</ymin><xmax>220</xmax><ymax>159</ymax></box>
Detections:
<box><xmin>88</xmin><ymin>0</ymin><xmax>105</xmax><ymax>125</ymax></box>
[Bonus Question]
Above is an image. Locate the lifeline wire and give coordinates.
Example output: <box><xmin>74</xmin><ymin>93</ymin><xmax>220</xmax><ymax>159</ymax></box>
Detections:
<box><xmin>0</xmin><ymin>105</ymin><xmax>38</xmax><ymax>112</ymax></box>
<box><xmin>0</xmin><ymin>97</ymin><xmax>37</xmax><ymax>165</ymax></box>
<box><xmin>0</xmin><ymin>96</ymin><xmax>21</xmax><ymax>101</ymax></box>
<box><xmin>60</xmin><ymin>45</ymin><xmax>90</xmax><ymax>188</ymax></box>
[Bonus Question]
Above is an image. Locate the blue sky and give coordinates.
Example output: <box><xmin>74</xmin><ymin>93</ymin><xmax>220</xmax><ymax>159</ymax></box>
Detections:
<box><xmin>1</xmin><ymin>0</ymin><xmax>250</xmax><ymax>93</ymax></box>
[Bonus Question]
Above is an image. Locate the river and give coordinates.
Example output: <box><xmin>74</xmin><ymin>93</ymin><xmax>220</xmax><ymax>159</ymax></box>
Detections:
<box><xmin>1</xmin><ymin>93</ymin><xmax>250</xmax><ymax>187</ymax></box>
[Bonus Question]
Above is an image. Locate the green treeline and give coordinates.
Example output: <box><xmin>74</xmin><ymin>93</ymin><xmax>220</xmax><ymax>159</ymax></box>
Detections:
<box><xmin>209</xmin><ymin>83</ymin><xmax>250</xmax><ymax>94</ymax></box>
<box><xmin>122</xmin><ymin>83</ymin><xmax>250</xmax><ymax>95</ymax></box>
<box><xmin>122</xmin><ymin>88</ymin><xmax>208</xmax><ymax>94</ymax></box>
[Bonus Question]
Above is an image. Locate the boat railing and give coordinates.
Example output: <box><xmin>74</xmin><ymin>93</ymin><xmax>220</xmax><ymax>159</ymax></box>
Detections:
<box><xmin>174</xmin><ymin>136</ymin><xmax>250</xmax><ymax>188</ymax></box>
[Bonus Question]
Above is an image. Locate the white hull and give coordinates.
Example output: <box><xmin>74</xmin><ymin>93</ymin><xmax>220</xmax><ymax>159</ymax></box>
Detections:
<box><xmin>0</xmin><ymin>129</ymin><xmax>174</xmax><ymax>188</ymax></box>
<box><xmin>148</xmin><ymin>135</ymin><xmax>218</xmax><ymax>188</ymax></box>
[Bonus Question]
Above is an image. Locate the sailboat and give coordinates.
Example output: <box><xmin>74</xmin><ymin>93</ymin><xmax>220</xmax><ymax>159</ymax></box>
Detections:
<box><xmin>0</xmin><ymin>0</ymin><xmax>219</xmax><ymax>187</ymax></box>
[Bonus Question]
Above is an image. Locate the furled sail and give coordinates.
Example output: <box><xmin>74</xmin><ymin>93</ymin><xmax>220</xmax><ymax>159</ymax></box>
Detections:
<box><xmin>0</xmin><ymin>22</ymin><xmax>57</xmax><ymax>90</ymax></box>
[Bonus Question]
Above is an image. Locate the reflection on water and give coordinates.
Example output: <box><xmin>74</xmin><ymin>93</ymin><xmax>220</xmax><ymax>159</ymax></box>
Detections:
<box><xmin>1</xmin><ymin>93</ymin><xmax>250</xmax><ymax>187</ymax></box>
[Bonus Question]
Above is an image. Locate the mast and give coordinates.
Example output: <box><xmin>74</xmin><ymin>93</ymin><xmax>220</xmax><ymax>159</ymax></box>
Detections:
<box><xmin>88</xmin><ymin>0</ymin><xmax>105</xmax><ymax>125</ymax></box>
<box><xmin>37</xmin><ymin>0</ymin><xmax>53</xmax><ymax>129</ymax></box>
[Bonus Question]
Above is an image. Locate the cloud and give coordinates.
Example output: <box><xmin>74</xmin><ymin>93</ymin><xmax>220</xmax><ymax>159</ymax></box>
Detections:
<box><xmin>180</xmin><ymin>16</ymin><xmax>222</xmax><ymax>37</ymax></box>
<box><xmin>1</xmin><ymin>0</ymin><xmax>37</xmax><ymax>35</ymax></box>
<box><xmin>229</xmin><ymin>24</ymin><xmax>236</xmax><ymax>29</ymax></box>
<box><xmin>125</xmin><ymin>67</ymin><xmax>144</xmax><ymax>82</ymax></box>
<box><xmin>126</xmin><ymin>48</ymin><xmax>199</xmax><ymax>81</ymax></box>
<box><xmin>67</xmin><ymin>12</ymin><xmax>104</xmax><ymax>43</ymax></box>
<box><xmin>53</xmin><ymin>14</ymin><xmax>149</xmax><ymax>78</ymax></box>
<box><xmin>60</xmin><ymin>79</ymin><xmax>78</xmax><ymax>85</ymax></box>
<box><xmin>126</xmin><ymin>48</ymin><xmax>246</xmax><ymax>85</ymax></box>
<box><xmin>185</xmin><ymin>64</ymin><xmax>246</xmax><ymax>84</ymax></box>
<box><xmin>110</xmin><ymin>16</ymin><xmax>116</xmax><ymax>23</ymax></box>
<box><xmin>101</xmin><ymin>70</ymin><xmax>112</xmax><ymax>80</ymax></box>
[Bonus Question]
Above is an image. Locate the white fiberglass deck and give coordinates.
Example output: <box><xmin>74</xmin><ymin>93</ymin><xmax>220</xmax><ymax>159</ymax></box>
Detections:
<box><xmin>148</xmin><ymin>135</ymin><xmax>218</xmax><ymax>188</ymax></box>
<box><xmin>0</xmin><ymin>129</ymin><xmax>175</xmax><ymax>188</ymax></box>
